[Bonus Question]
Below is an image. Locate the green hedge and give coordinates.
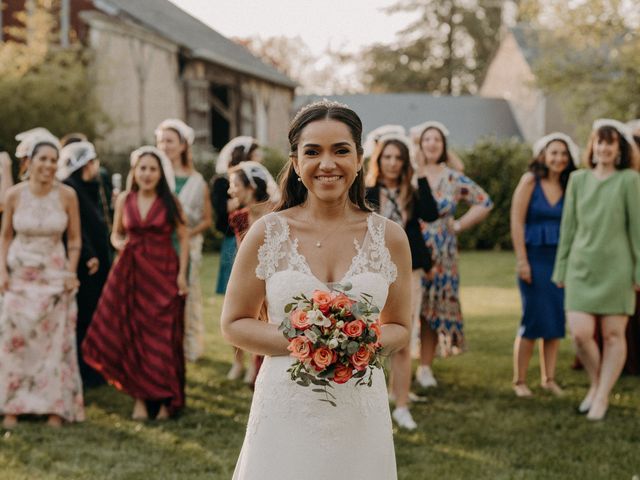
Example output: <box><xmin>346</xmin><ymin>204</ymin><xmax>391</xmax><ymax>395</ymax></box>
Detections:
<box><xmin>456</xmin><ymin>137</ymin><xmax>531</xmax><ymax>250</ymax></box>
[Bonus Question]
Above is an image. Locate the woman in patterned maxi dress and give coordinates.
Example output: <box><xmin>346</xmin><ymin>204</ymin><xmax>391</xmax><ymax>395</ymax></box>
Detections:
<box><xmin>0</xmin><ymin>137</ymin><xmax>84</xmax><ymax>428</ymax></box>
<box><xmin>412</xmin><ymin>122</ymin><xmax>493</xmax><ymax>389</ymax></box>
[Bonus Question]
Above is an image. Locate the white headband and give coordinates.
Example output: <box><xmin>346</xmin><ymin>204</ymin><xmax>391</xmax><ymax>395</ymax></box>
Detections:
<box><xmin>376</xmin><ymin>132</ymin><xmax>412</xmax><ymax>152</ymax></box>
<box><xmin>593</xmin><ymin>118</ymin><xmax>636</xmax><ymax>148</ymax></box>
<box><xmin>363</xmin><ymin>125</ymin><xmax>406</xmax><ymax>158</ymax></box>
<box><xmin>626</xmin><ymin>119</ymin><xmax>640</xmax><ymax>136</ymax></box>
<box><xmin>15</xmin><ymin>128</ymin><xmax>58</xmax><ymax>158</ymax></box>
<box><xmin>233</xmin><ymin>161</ymin><xmax>280</xmax><ymax>202</ymax></box>
<box><xmin>130</xmin><ymin>145</ymin><xmax>176</xmax><ymax>192</ymax></box>
<box><xmin>533</xmin><ymin>132</ymin><xmax>581</xmax><ymax>167</ymax></box>
<box><xmin>410</xmin><ymin>121</ymin><xmax>450</xmax><ymax>140</ymax></box>
<box><xmin>155</xmin><ymin>118</ymin><xmax>195</xmax><ymax>145</ymax></box>
<box><xmin>57</xmin><ymin>141</ymin><xmax>97</xmax><ymax>180</ymax></box>
<box><xmin>216</xmin><ymin>136</ymin><xmax>257</xmax><ymax>174</ymax></box>
<box><xmin>26</xmin><ymin>132</ymin><xmax>61</xmax><ymax>159</ymax></box>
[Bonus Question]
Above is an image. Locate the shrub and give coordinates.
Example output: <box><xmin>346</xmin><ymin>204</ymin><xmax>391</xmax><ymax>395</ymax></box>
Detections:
<box><xmin>456</xmin><ymin>137</ymin><xmax>531</xmax><ymax>250</ymax></box>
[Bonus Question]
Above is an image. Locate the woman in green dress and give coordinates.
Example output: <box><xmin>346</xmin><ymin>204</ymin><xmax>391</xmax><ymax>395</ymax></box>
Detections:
<box><xmin>552</xmin><ymin>118</ymin><xmax>640</xmax><ymax>421</ymax></box>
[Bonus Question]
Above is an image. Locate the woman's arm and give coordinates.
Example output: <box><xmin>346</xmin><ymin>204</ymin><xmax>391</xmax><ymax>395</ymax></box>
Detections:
<box><xmin>378</xmin><ymin>220</ymin><xmax>412</xmax><ymax>355</ymax></box>
<box><xmin>455</xmin><ymin>174</ymin><xmax>493</xmax><ymax>232</ymax></box>
<box><xmin>110</xmin><ymin>193</ymin><xmax>127</xmax><ymax>251</ymax></box>
<box><xmin>189</xmin><ymin>183</ymin><xmax>213</xmax><ymax>237</ymax></box>
<box><xmin>220</xmin><ymin>219</ymin><xmax>289</xmax><ymax>356</ymax></box>
<box><xmin>175</xmin><ymin>201</ymin><xmax>190</xmax><ymax>295</ymax></box>
<box><xmin>510</xmin><ymin>173</ymin><xmax>535</xmax><ymax>283</ymax></box>
<box><xmin>552</xmin><ymin>173</ymin><xmax>578</xmax><ymax>287</ymax></box>
<box><xmin>0</xmin><ymin>153</ymin><xmax>14</xmax><ymax>212</ymax></box>
<box><xmin>62</xmin><ymin>186</ymin><xmax>82</xmax><ymax>290</ymax></box>
<box><xmin>0</xmin><ymin>186</ymin><xmax>17</xmax><ymax>292</ymax></box>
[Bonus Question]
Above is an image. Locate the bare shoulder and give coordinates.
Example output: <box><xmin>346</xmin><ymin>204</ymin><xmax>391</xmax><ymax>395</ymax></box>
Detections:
<box><xmin>58</xmin><ymin>183</ymin><xmax>77</xmax><ymax>199</ymax></box>
<box><xmin>4</xmin><ymin>183</ymin><xmax>26</xmax><ymax>203</ymax></box>
<box><xmin>381</xmin><ymin>216</ymin><xmax>410</xmax><ymax>252</ymax></box>
<box><xmin>520</xmin><ymin>172</ymin><xmax>536</xmax><ymax>186</ymax></box>
<box><xmin>115</xmin><ymin>190</ymin><xmax>128</xmax><ymax>207</ymax></box>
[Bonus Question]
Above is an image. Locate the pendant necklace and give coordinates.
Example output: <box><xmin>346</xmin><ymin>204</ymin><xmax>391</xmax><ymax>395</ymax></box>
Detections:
<box><xmin>314</xmin><ymin>222</ymin><xmax>344</xmax><ymax>248</ymax></box>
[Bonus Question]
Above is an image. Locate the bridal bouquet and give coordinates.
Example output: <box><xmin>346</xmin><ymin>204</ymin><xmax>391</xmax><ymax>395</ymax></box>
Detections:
<box><xmin>278</xmin><ymin>283</ymin><xmax>383</xmax><ymax>406</ymax></box>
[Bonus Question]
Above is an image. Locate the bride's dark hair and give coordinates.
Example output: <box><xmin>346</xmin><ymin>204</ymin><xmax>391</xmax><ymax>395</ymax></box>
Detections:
<box><xmin>275</xmin><ymin>100</ymin><xmax>371</xmax><ymax>212</ymax></box>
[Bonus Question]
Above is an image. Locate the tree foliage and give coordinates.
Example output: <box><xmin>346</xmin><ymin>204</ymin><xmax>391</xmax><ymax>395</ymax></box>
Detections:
<box><xmin>0</xmin><ymin>1</ymin><xmax>108</xmax><ymax>153</ymax></box>
<box><xmin>362</xmin><ymin>0</ymin><xmax>504</xmax><ymax>95</ymax></box>
<box><xmin>523</xmin><ymin>0</ymin><xmax>640</xmax><ymax>134</ymax></box>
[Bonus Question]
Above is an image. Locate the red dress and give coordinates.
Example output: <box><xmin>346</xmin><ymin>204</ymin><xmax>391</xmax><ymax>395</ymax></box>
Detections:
<box><xmin>83</xmin><ymin>192</ymin><xmax>186</xmax><ymax>413</ymax></box>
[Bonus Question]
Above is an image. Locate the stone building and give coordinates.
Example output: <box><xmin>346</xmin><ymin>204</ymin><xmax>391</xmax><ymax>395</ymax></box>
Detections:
<box><xmin>1</xmin><ymin>0</ymin><xmax>296</xmax><ymax>154</ymax></box>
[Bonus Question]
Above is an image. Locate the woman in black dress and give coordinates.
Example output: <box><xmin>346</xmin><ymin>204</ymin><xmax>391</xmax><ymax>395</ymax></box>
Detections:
<box><xmin>58</xmin><ymin>141</ymin><xmax>112</xmax><ymax>389</ymax></box>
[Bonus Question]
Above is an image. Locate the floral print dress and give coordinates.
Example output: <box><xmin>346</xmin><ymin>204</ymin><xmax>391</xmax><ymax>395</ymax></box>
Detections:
<box><xmin>0</xmin><ymin>185</ymin><xmax>84</xmax><ymax>421</ymax></box>
<box><xmin>420</xmin><ymin>167</ymin><xmax>492</xmax><ymax>356</ymax></box>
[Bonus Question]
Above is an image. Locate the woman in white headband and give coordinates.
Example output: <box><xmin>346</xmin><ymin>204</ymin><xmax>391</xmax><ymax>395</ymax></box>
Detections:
<box><xmin>156</xmin><ymin>119</ymin><xmax>212</xmax><ymax>363</ymax></box>
<box><xmin>225</xmin><ymin>160</ymin><xmax>278</xmax><ymax>386</ymax></box>
<box><xmin>83</xmin><ymin>145</ymin><xmax>190</xmax><ymax>421</ymax></box>
<box><xmin>510</xmin><ymin>132</ymin><xmax>578</xmax><ymax>398</ymax></box>
<box><xmin>58</xmin><ymin>141</ymin><xmax>113</xmax><ymax>389</ymax></box>
<box><xmin>552</xmin><ymin>119</ymin><xmax>640</xmax><ymax>420</ymax></box>
<box><xmin>0</xmin><ymin>133</ymin><xmax>84</xmax><ymax>428</ymax></box>
<box><xmin>410</xmin><ymin>121</ymin><xmax>493</xmax><ymax>389</ymax></box>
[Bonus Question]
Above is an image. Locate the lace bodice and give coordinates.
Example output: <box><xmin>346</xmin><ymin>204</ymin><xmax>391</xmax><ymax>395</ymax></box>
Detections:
<box><xmin>256</xmin><ymin>212</ymin><xmax>397</xmax><ymax>327</ymax></box>
<box><xmin>13</xmin><ymin>185</ymin><xmax>68</xmax><ymax>238</ymax></box>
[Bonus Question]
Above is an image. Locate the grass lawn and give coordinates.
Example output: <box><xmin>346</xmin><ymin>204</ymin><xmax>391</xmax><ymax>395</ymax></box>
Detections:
<box><xmin>1</xmin><ymin>251</ymin><xmax>639</xmax><ymax>479</ymax></box>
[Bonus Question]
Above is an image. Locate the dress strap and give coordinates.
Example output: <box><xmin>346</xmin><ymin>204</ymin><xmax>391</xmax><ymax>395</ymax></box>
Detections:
<box><xmin>346</xmin><ymin>214</ymin><xmax>398</xmax><ymax>285</ymax></box>
<box><xmin>255</xmin><ymin>212</ymin><xmax>289</xmax><ymax>280</ymax></box>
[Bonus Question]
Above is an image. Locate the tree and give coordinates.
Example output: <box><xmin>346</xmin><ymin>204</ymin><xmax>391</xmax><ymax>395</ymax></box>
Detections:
<box><xmin>524</xmin><ymin>0</ymin><xmax>640</xmax><ymax>136</ymax></box>
<box><xmin>362</xmin><ymin>0</ymin><xmax>505</xmax><ymax>95</ymax></box>
<box><xmin>235</xmin><ymin>35</ymin><xmax>362</xmax><ymax>94</ymax></box>
<box><xmin>0</xmin><ymin>1</ymin><xmax>108</xmax><ymax>154</ymax></box>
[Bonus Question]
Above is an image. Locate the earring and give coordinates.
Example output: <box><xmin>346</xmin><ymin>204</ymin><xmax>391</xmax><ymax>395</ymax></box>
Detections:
<box><xmin>297</xmin><ymin>177</ymin><xmax>302</xmax><ymax>182</ymax></box>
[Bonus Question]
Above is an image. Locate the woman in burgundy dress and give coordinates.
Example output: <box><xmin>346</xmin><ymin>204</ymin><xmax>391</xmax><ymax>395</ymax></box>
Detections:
<box><xmin>83</xmin><ymin>146</ymin><xmax>189</xmax><ymax>420</ymax></box>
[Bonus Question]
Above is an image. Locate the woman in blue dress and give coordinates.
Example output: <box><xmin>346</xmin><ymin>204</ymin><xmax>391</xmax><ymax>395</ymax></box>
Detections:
<box><xmin>510</xmin><ymin>133</ymin><xmax>578</xmax><ymax>397</ymax></box>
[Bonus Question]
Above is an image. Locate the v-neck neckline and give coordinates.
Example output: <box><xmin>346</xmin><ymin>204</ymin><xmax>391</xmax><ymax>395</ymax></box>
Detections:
<box><xmin>538</xmin><ymin>181</ymin><xmax>563</xmax><ymax>209</ymax></box>
<box><xmin>135</xmin><ymin>192</ymin><xmax>159</xmax><ymax>224</ymax></box>
<box><xmin>278</xmin><ymin>213</ymin><xmax>373</xmax><ymax>288</ymax></box>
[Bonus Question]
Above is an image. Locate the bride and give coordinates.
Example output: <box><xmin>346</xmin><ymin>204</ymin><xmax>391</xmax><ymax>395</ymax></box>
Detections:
<box><xmin>221</xmin><ymin>100</ymin><xmax>412</xmax><ymax>480</ymax></box>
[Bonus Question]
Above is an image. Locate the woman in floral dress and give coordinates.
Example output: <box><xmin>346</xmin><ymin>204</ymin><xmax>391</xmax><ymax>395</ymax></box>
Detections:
<box><xmin>410</xmin><ymin>121</ymin><xmax>493</xmax><ymax>389</ymax></box>
<box><xmin>0</xmin><ymin>133</ymin><xmax>84</xmax><ymax>428</ymax></box>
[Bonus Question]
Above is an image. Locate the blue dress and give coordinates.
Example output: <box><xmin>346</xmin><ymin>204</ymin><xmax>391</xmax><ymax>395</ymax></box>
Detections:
<box><xmin>517</xmin><ymin>180</ymin><xmax>565</xmax><ymax>339</ymax></box>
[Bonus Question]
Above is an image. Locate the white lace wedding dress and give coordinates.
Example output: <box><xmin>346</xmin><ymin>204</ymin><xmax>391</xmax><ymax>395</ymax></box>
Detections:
<box><xmin>232</xmin><ymin>212</ymin><xmax>398</xmax><ymax>480</ymax></box>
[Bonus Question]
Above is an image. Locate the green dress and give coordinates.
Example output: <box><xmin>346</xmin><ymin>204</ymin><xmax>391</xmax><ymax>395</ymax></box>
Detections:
<box><xmin>552</xmin><ymin>169</ymin><xmax>640</xmax><ymax>315</ymax></box>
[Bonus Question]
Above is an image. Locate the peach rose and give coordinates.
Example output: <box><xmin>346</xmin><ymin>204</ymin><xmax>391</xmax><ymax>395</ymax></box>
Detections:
<box><xmin>312</xmin><ymin>346</ymin><xmax>336</xmax><ymax>371</ymax></box>
<box><xmin>290</xmin><ymin>309</ymin><xmax>312</xmax><ymax>330</ymax></box>
<box><xmin>312</xmin><ymin>290</ymin><xmax>334</xmax><ymax>313</ymax></box>
<box><xmin>350</xmin><ymin>345</ymin><xmax>371</xmax><ymax>371</ymax></box>
<box><xmin>343</xmin><ymin>320</ymin><xmax>366</xmax><ymax>338</ymax></box>
<box><xmin>288</xmin><ymin>336</ymin><xmax>312</xmax><ymax>361</ymax></box>
<box><xmin>331</xmin><ymin>293</ymin><xmax>354</xmax><ymax>311</ymax></box>
<box><xmin>370</xmin><ymin>321</ymin><xmax>381</xmax><ymax>340</ymax></box>
<box><xmin>333</xmin><ymin>364</ymin><xmax>354</xmax><ymax>384</ymax></box>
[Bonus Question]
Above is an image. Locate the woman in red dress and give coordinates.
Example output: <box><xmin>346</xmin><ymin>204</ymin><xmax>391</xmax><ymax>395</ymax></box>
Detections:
<box><xmin>82</xmin><ymin>146</ymin><xmax>189</xmax><ymax>420</ymax></box>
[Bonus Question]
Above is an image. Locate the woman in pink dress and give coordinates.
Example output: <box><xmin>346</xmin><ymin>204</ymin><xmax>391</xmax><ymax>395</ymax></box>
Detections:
<box><xmin>0</xmin><ymin>133</ymin><xmax>84</xmax><ymax>428</ymax></box>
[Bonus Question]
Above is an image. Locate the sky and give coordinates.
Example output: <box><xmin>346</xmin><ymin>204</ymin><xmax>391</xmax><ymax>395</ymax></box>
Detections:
<box><xmin>167</xmin><ymin>0</ymin><xmax>419</xmax><ymax>55</ymax></box>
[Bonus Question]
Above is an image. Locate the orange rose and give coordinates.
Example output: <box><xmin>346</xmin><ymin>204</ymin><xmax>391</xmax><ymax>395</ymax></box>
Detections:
<box><xmin>312</xmin><ymin>346</ymin><xmax>336</xmax><ymax>371</ymax></box>
<box><xmin>287</xmin><ymin>336</ymin><xmax>312</xmax><ymax>361</ymax></box>
<box><xmin>333</xmin><ymin>364</ymin><xmax>353</xmax><ymax>384</ymax></box>
<box><xmin>350</xmin><ymin>345</ymin><xmax>371</xmax><ymax>371</ymax></box>
<box><xmin>290</xmin><ymin>309</ymin><xmax>311</xmax><ymax>330</ymax></box>
<box><xmin>331</xmin><ymin>293</ymin><xmax>354</xmax><ymax>311</ymax></box>
<box><xmin>312</xmin><ymin>290</ymin><xmax>334</xmax><ymax>313</ymax></box>
<box><xmin>343</xmin><ymin>320</ymin><xmax>366</xmax><ymax>338</ymax></box>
